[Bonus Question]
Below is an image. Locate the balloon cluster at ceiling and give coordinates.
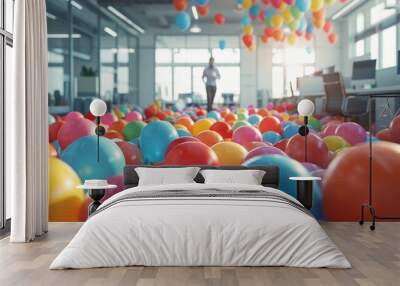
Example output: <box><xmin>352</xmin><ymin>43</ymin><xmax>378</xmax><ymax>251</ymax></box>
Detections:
<box><xmin>173</xmin><ymin>0</ymin><xmax>345</xmax><ymax>50</ymax></box>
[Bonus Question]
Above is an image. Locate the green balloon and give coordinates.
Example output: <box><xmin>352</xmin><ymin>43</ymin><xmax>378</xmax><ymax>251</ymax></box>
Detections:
<box><xmin>232</xmin><ymin>120</ymin><xmax>251</xmax><ymax>131</ymax></box>
<box><xmin>308</xmin><ymin>117</ymin><xmax>322</xmax><ymax>132</ymax></box>
<box><xmin>237</xmin><ymin>112</ymin><xmax>248</xmax><ymax>121</ymax></box>
<box><xmin>123</xmin><ymin>121</ymin><xmax>147</xmax><ymax>141</ymax></box>
<box><xmin>290</xmin><ymin>6</ymin><xmax>302</xmax><ymax>20</ymax></box>
<box><xmin>264</xmin><ymin>18</ymin><xmax>272</xmax><ymax>28</ymax></box>
<box><xmin>289</xmin><ymin>19</ymin><xmax>300</xmax><ymax>32</ymax></box>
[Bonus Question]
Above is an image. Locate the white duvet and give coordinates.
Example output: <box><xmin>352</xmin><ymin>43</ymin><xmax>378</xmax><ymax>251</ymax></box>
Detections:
<box><xmin>50</xmin><ymin>183</ymin><xmax>350</xmax><ymax>269</ymax></box>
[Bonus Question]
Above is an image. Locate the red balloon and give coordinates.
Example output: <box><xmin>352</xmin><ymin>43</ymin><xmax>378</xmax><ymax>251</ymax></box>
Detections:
<box><xmin>214</xmin><ymin>13</ymin><xmax>225</xmax><ymax>25</ymax></box>
<box><xmin>173</xmin><ymin>0</ymin><xmax>187</xmax><ymax>11</ymax></box>
<box><xmin>389</xmin><ymin>115</ymin><xmax>400</xmax><ymax>143</ymax></box>
<box><xmin>85</xmin><ymin>112</ymin><xmax>96</xmax><ymax>121</ymax></box>
<box><xmin>105</xmin><ymin>130</ymin><xmax>124</xmax><ymax>140</ymax></box>
<box><xmin>49</xmin><ymin>121</ymin><xmax>64</xmax><ymax>142</ymax></box>
<box><xmin>242</xmin><ymin>34</ymin><xmax>253</xmax><ymax>48</ymax></box>
<box><xmin>116</xmin><ymin>141</ymin><xmax>142</xmax><ymax>165</ymax></box>
<box><xmin>376</xmin><ymin>128</ymin><xmax>393</xmax><ymax>142</ymax></box>
<box><xmin>286</xmin><ymin>134</ymin><xmax>330</xmax><ymax>168</ymax></box>
<box><xmin>196</xmin><ymin>5</ymin><xmax>209</xmax><ymax>16</ymax></box>
<box><xmin>196</xmin><ymin>130</ymin><xmax>223</xmax><ymax>147</ymax></box>
<box><xmin>323</xmin><ymin>21</ymin><xmax>333</xmax><ymax>33</ymax></box>
<box><xmin>274</xmin><ymin>138</ymin><xmax>288</xmax><ymax>151</ymax></box>
<box><xmin>144</xmin><ymin>105</ymin><xmax>157</xmax><ymax>119</ymax></box>
<box><xmin>156</xmin><ymin>111</ymin><xmax>167</xmax><ymax>120</ymax></box>
<box><xmin>323</xmin><ymin>142</ymin><xmax>400</xmax><ymax>221</ymax></box>
<box><xmin>57</xmin><ymin>118</ymin><xmax>96</xmax><ymax>150</ymax></box>
<box><xmin>166</xmin><ymin>136</ymin><xmax>200</xmax><ymax>155</ymax></box>
<box><xmin>210</xmin><ymin>121</ymin><xmax>232</xmax><ymax>139</ymax></box>
<box><xmin>164</xmin><ymin>142</ymin><xmax>219</xmax><ymax>166</ymax></box>
<box><xmin>196</xmin><ymin>108</ymin><xmax>207</xmax><ymax>116</ymax></box>
<box><xmin>328</xmin><ymin>33</ymin><xmax>338</xmax><ymax>44</ymax></box>
<box><xmin>264</xmin><ymin>27</ymin><xmax>275</xmax><ymax>37</ymax></box>
<box><xmin>259</xmin><ymin>116</ymin><xmax>282</xmax><ymax>134</ymax></box>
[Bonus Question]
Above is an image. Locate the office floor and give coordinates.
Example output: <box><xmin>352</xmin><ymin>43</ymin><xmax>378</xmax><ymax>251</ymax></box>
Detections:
<box><xmin>0</xmin><ymin>222</ymin><xmax>399</xmax><ymax>286</ymax></box>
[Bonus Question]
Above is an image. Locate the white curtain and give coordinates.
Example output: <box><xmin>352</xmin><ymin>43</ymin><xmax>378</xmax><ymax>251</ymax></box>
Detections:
<box><xmin>8</xmin><ymin>0</ymin><xmax>48</xmax><ymax>242</ymax></box>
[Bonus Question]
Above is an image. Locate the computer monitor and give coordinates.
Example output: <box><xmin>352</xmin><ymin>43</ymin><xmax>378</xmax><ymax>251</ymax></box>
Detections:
<box><xmin>352</xmin><ymin>59</ymin><xmax>376</xmax><ymax>88</ymax></box>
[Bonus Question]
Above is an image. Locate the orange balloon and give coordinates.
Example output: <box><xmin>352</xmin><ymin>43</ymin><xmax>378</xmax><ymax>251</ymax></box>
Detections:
<box><xmin>210</xmin><ymin>121</ymin><xmax>232</xmax><ymax>139</ymax></box>
<box><xmin>176</xmin><ymin>116</ymin><xmax>194</xmax><ymax>132</ymax></box>
<box><xmin>220</xmin><ymin>109</ymin><xmax>231</xmax><ymax>118</ymax></box>
<box><xmin>257</xmin><ymin>108</ymin><xmax>270</xmax><ymax>117</ymax></box>
<box><xmin>323</xmin><ymin>142</ymin><xmax>400</xmax><ymax>221</ymax></box>
<box><xmin>224</xmin><ymin>113</ymin><xmax>238</xmax><ymax>123</ymax></box>
<box><xmin>272</xmin><ymin>30</ymin><xmax>284</xmax><ymax>41</ymax></box>
<box><xmin>109</xmin><ymin>119</ymin><xmax>127</xmax><ymax>134</ymax></box>
<box><xmin>196</xmin><ymin>5</ymin><xmax>209</xmax><ymax>16</ymax></box>
<box><xmin>259</xmin><ymin>116</ymin><xmax>283</xmax><ymax>134</ymax></box>
<box><xmin>312</xmin><ymin>9</ymin><xmax>325</xmax><ymax>21</ymax></box>
<box><xmin>173</xmin><ymin>0</ymin><xmax>187</xmax><ymax>11</ymax></box>
<box><xmin>105</xmin><ymin>129</ymin><xmax>124</xmax><ymax>140</ymax></box>
<box><xmin>313</xmin><ymin>17</ymin><xmax>325</xmax><ymax>29</ymax></box>
<box><xmin>328</xmin><ymin>33</ymin><xmax>338</xmax><ymax>44</ymax></box>
<box><xmin>196</xmin><ymin>130</ymin><xmax>223</xmax><ymax>147</ymax></box>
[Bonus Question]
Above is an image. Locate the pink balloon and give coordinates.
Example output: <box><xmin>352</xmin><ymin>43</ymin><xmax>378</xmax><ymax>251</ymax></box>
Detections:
<box><xmin>266</xmin><ymin>102</ymin><xmax>274</xmax><ymax>110</ymax></box>
<box><xmin>125</xmin><ymin>111</ymin><xmax>143</xmax><ymax>122</ymax></box>
<box><xmin>243</xmin><ymin>146</ymin><xmax>286</xmax><ymax>163</ymax></box>
<box><xmin>321</xmin><ymin>123</ymin><xmax>339</xmax><ymax>138</ymax></box>
<box><xmin>271</xmin><ymin>0</ymin><xmax>282</xmax><ymax>9</ymax></box>
<box><xmin>64</xmin><ymin>111</ymin><xmax>83</xmax><ymax>121</ymax></box>
<box><xmin>57</xmin><ymin>118</ymin><xmax>96</xmax><ymax>150</ymax></box>
<box><xmin>335</xmin><ymin>122</ymin><xmax>367</xmax><ymax>145</ymax></box>
<box><xmin>232</xmin><ymin>125</ymin><xmax>263</xmax><ymax>146</ymax></box>
<box><xmin>101</xmin><ymin>112</ymin><xmax>117</xmax><ymax>127</ymax></box>
<box><xmin>101</xmin><ymin>175</ymin><xmax>124</xmax><ymax>203</ymax></box>
<box><xmin>283</xmin><ymin>0</ymin><xmax>294</xmax><ymax>5</ymax></box>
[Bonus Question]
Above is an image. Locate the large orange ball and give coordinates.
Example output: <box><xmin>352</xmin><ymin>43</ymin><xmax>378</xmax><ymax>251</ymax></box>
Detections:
<box><xmin>212</xmin><ymin>141</ymin><xmax>248</xmax><ymax>165</ymax></box>
<box><xmin>259</xmin><ymin>116</ymin><xmax>283</xmax><ymax>134</ymax></box>
<box><xmin>286</xmin><ymin>134</ymin><xmax>330</xmax><ymax>168</ymax></box>
<box><xmin>164</xmin><ymin>141</ymin><xmax>219</xmax><ymax>166</ymax></box>
<box><xmin>224</xmin><ymin>113</ymin><xmax>238</xmax><ymax>123</ymax></box>
<box><xmin>109</xmin><ymin>120</ymin><xmax>127</xmax><ymax>134</ymax></box>
<box><xmin>323</xmin><ymin>142</ymin><xmax>400</xmax><ymax>221</ymax></box>
<box><xmin>196</xmin><ymin>130</ymin><xmax>223</xmax><ymax>147</ymax></box>
<box><xmin>210</xmin><ymin>121</ymin><xmax>232</xmax><ymax>139</ymax></box>
<box><xmin>173</xmin><ymin>0</ymin><xmax>187</xmax><ymax>11</ymax></box>
<box><xmin>176</xmin><ymin>116</ymin><xmax>194</xmax><ymax>132</ymax></box>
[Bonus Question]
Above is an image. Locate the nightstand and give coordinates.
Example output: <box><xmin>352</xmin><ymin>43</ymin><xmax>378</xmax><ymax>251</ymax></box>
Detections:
<box><xmin>77</xmin><ymin>183</ymin><xmax>117</xmax><ymax>216</ymax></box>
<box><xmin>289</xmin><ymin>177</ymin><xmax>321</xmax><ymax>210</ymax></box>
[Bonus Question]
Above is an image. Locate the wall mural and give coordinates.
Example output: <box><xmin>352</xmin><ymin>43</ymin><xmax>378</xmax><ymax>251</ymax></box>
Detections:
<box><xmin>48</xmin><ymin>102</ymin><xmax>400</xmax><ymax>222</ymax></box>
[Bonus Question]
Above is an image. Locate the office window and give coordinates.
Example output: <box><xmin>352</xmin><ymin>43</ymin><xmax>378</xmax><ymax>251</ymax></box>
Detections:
<box><xmin>173</xmin><ymin>49</ymin><xmax>210</xmax><ymax>64</ymax></box>
<box><xmin>370</xmin><ymin>34</ymin><xmax>379</xmax><ymax>64</ymax></box>
<box><xmin>155</xmin><ymin>67</ymin><xmax>172</xmax><ymax>101</ymax></box>
<box><xmin>174</xmin><ymin>67</ymin><xmax>191</xmax><ymax>99</ymax></box>
<box><xmin>156</xmin><ymin>49</ymin><xmax>172</xmax><ymax>64</ymax></box>
<box><xmin>272</xmin><ymin>66</ymin><xmax>284</xmax><ymax>98</ymax></box>
<box><xmin>355</xmin><ymin>40</ymin><xmax>365</xmax><ymax>57</ymax></box>
<box><xmin>381</xmin><ymin>25</ymin><xmax>397</xmax><ymax>68</ymax></box>
<box><xmin>370</xmin><ymin>3</ymin><xmax>395</xmax><ymax>25</ymax></box>
<box><xmin>356</xmin><ymin>13</ymin><xmax>364</xmax><ymax>33</ymax></box>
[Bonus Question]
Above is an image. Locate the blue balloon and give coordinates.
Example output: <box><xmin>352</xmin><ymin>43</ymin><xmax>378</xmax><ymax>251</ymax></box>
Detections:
<box><xmin>48</xmin><ymin>114</ymin><xmax>56</xmax><ymax>125</ymax></box>
<box><xmin>249</xmin><ymin>4</ymin><xmax>260</xmax><ymax>17</ymax></box>
<box><xmin>218</xmin><ymin>40</ymin><xmax>226</xmax><ymax>50</ymax></box>
<box><xmin>263</xmin><ymin>131</ymin><xmax>282</xmax><ymax>144</ymax></box>
<box><xmin>240</xmin><ymin>15</ymin><xmax>251</xmax><ymax>27</ymax></box>
<box><xmin>61</xmin><ymin>136</ymin><xmax>125</xmax><ymax>181</ymax></box>
<box><xmin>264</xmin><ymin>7</ymin><xmax>275</xmax><ymax>19</ymax></box>
<box><xmin>177</xmin><ymin>128</ymin><xmax>192</xmax><ymax>137</ymax></box>
<box><xmin>306</xmin><ymin>21</ymin><xmax>314</xmax><ymax>34</ymax></box>
<box><xmin>298</xmin><ymin>17</ymin><xmax>306</xmax><ymax>32</ymax></box>
<box><xmin>196</xmin><ymin>0</ymin><xmax>209</xmax><ymax>5</ymax></box>
<box><xmin>140</xmin><ymin>121</ymin><xmax>178</xmax><ymax>164</ymax></box>
<box><xmin>283</xmin><ymin>123</ymin><xmax>300</xmax><ymax>139</ymax></box>
<box><xmin>243</xmin><ymin>154</ymin><xmax>324</xmax><ymax>219</ymax></box>
<box><xmin>236</xmin><ymin>0</ymin><xmax>243</xmax><ymax>4</ymax></box>
<box><xmin>207</xmin><ymin>111</ymin><xmax>221</xmax><ymax>121</ymax></box>
<box><xmin>295</xmin><ymin>0</ymin><xmax>311</xmax><ymax>13</ymax></box>
<box><xmin>248</xmin><ymin>114</ymin><xmax>262</xmax><ymax>126</ymax></box>
<box><xmin>176</xmin><ymin>12</ymin><xmax>191</xmax><ymax>31</ymax></box>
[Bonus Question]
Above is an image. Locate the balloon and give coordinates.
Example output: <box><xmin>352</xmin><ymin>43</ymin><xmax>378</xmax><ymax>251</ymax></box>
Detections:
<box><xmin>49</xmin><ymin>157</ymin><xmax>84</xmax><ymax>222</ymax></box>
<box><xmin>287</xmin><ymin>33</ymin><xmax>297</xmax><ymax>45</ymax></box>
<box><xmin>176</xmin><ymin>11</ymin><xmax>191</xmax><ymax>31</ymax></box>
<box><xmin>196</xmin><ymin>130</ymin><xmax>223</xmax><ymax>147</ymax></box>
<box><xmin>244</xmin><ymin>141</ymin><xmax>271</xmax><ymax>151</ymax></box>
<box><xmin>249</xmin><ymin>4</ymin><xmax>260</xmax><ymax>18</ymax></box>
<box><xmin>271</xmin><ymin>0</ymin><xmax>282</xmax><ymax>9</ymax></box>
<box><xmin>335</xmin><ymin>122</ymin><xmax>367</xmax><ymax>145</ymax></box>
<box><xmin>165</xmin><ymin>142</ymin><xmax>219</xmax><ymax>166</ymax></box>
<box><xmin>242</xmin><ymin>25</ymin><xmax>254</xmax><ymax>35</ymax></box>
<box><xmin>105</xmin><ymin>130</ymin><xmax>124</xmax><ymax>140</ymax></box>
<box><xmin>176</xmin><ymin>116</ymin><xmax>194</xmax><ymax>132</ymax></box>
<box><xmin>272</xmin><ymin>29</ymin><xmax>284</xmax><ymax>41</ymax></box>
<box><xmin>115</xmin><ymin>141</ymin><xmax>142</xmax><ymax>165</ymax></box>
<box><xmin>323</xmin><ymin>135</ymin><xmax>350</xmax><ymax>152</ymax></box>
<box><xmin>376</xmin><ymin>128</ymin><xmax>393</xmax><ymax>142</ymax></box>
<box><xmin>49</xmin><ymin>121</ymin><xmax>64</xmax><ymax>142</ymax></box>
<box><xmin>57</xmin><ymin>118</ymin><xmax>96</xmax><ymax>150</ymax></box>
<box><xmin>243</xmin><ymin>155</ymin><xmax>323</xmax><ymax>219</ymax></box>
<box><xmin>308</xmin><ymin>117</ymin><xmax>322</xmax><ymax>131</ymax></box>
<box><xmin>389</xmin><ymin>115</ymin><xmax>400</xmax><ymax>143</ymax></box>
<box><xmin>242</xmin><ymin>0</ymin><xmax>252</xmax><ymax>10</ymax></box>
<box><xmin>195</xmin><ymin>0</ymin><xmax>209</xmax><ymax>5</ymax></box>
<box><xmin>140</xmin><ymin>121</ymin><xmax>179</xmax><ymax>164</ymax></box>
<box><xmin>271</xmin><ymin>14</ymin><xmax>283</xmax><ymax>28</ymax></box>
<box><xmin>323</xmin><ymin>21</ymin><xmax>333</xmax><ymax>33</ymax></box>
<box><xmin>311</xmin><ymin>0</ymin><xmax>323</xmax><ymax>12</ymax></box>
<box><xmin>282</xmin><ymin>9</ymin><xmax>293</xmax><ymax>24</ymax></box>
<box><xmin>328</xmin><ymin>33</ymin><xmax>337</xmax><ymax>44</ymax></box>
<box><xmin>286</xmin><ymin>134</ymin><xmax>330</xmax><ymax>168</ymax></box>
<box><xmin>232</xmin><ymin>120</ymin><xmax>251</xmax><ymax>131</ymax></box>
<box><xmin>274</xmin><ymin>138</ymin><xmax>288</xmax><ymax>151</ymax></box>
<box><xmin>207</xmin><ymin>111</ymin><xmax>221</xmax><ymax>121</ymax></box>
<box><xmin>237</xmin><ymin>112</ymin><xmax>248</xmax><ymax>121</ymax></box>
<box><xmin>125</xmin><ymin>111</ymin><xmax>143</xmax><ymax>122</ymax></box>
<box><xmin>173</xmin><ymin>0</ymin><xmax>187</xmax><ymax>11</ymax></box>
<box><xmin>232</xmin><ymin>126</ymin><xmax>263</xmax><ymax>146</ymax></box>
<box><xmin>64</xmin><ymin>111</ymin><xmax>83</xmax><ymax>122</ymax></box>
<box><xmin>210</xmin><ymin>121</ymin><xmax>232</xmax><ymax>139</ymax></box>
<box><xmin>259</xmin><ymin>116</ymin><xmax>283</xmax><ymax>134</ymax></box>
<box><xmin>224</xmin><ymin>113</ymin><xmax>238</xmax><ymax>123</ymax></box>
<box><xmin>219</xmin><ymin>39</ymin><xmax>226</xmax><ymax>50</ymax></box>
<box><xmin>214</xmin><ymin>13</ymin><xmax>225</xmax><ymax>25</ymax></box>
<box><xmin>242</xmin><ymin>34</ymin><xmax>253</xmax><ymax>48</ymax></box>
<box><xmin>166</xmin><ymin>136</ymin><xmax>200</xmax><ymax>155</ymax></box>
<box><xmin>109</xmin><ymin>119</ymin><xmax>127</xmax><ymax>134</ymax></box>
<box><xmin>123</xmin><ymin>121</ymin><xmax>147</xmax><ymax>141</ymax></box>
<box><xmin>196</xmin><ymin>5</ymin><xmax>209</xmax><ymax>16</ymax></box>
<box><xmin>243</xmin><ymin>146</ymin><xmax>286</xmax><ymax>162</ymax></box>
<box><xmin>323</xmin><ymin>142</ymin><xmax>400</xmax><ymax>221</ymax></box>
<box><xmin>321</xmin><ymin>122</ymin><xmax>339</xmax><ymax>137</ymax></box>
<box><xmin>212</xmin><ymin>142</ymin><xmax>248</xmax><ymax>165</ymax></box>
<box><xmin>248</xmin><ymin>114</ymin><xmax>262</xmax><ymax>126</ymax></box>
<box><xmin>262</xmin><ymin>131</ymin><xmax>282</xmax><ymax>144</ymax></box>
<box><xmin>101</xmin><ymin>112</ymin><xmax>117</xmax><ymax>126</ymax></box>
<box><xmin>295</xmin><ymin>0</ymin><xmax>311</xmax><ymax>12</ymax></box>
<box><xmin>241</xmin><ymin>15</ymin><xmax>252</xmax><ymax>26</ymax></box>
<box><xmin>177</xmin><ymin>128</ymin><xmax>192</xmax><ymax>137</ymax></box>
<box><xmin>260</xmin><ymin>34</ymin><xmax>269</xmax><ymax>44</ymax></box>
<box><xmin>192</xmin><ymin>118</ymin><xmax>214</xmax><ymax>136</ymax></box>
<box><xmin>283</xmin><ymin>123</ymin><xmax>300</xmax><ymax>138</ymax></box>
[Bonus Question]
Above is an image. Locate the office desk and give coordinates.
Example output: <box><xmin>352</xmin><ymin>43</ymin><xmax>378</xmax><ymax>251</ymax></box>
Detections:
<box><xmin>299</xmin><ymin>85</ymin><xmax>400</xmax><ymax>98</ymax></box>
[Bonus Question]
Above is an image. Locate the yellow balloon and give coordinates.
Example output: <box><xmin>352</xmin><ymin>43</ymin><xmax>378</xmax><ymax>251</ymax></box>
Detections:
<box><xmin>212</xmin><ymin>142</ymin><xmax>248</xmax><ymax>165</ymax></box>
<box><xmin>287</xmin><ymin>33</ymin><xmax>298</xmax><ymax>45</ymax></box>
<box><xmin>281</xmin><ymin>112</ymin><xmax>290</xmax><ymax>121</ymax></box>
<box><xmin>283</xmin><ymin>9</ymin><xmax>294</xmax><ymax>24</ymax></box>
<box><xmin>174</xmin><ymin>124</ymin><xmax>188</xmax><ymax>131</ymax></box>
<box><xmin>192</xmin><ymin>118</ymin><xmax>214</xmax><ymax>136</ymax></box>
<box><xmin>242</xmin><ymin>0</ymin><xmax>252</xmax><ymax>10</ymax></box>
<box><xmin>239</xmin><ymin>107</ymin><xmax>248</xmax><ymax>114</ymax></box>
<box><xmin>242</xmin><ymin>25</ymin><xmax>253</xmax><ymax>35</ymax></box>
<box><xmin>49</xmin><ymin>157</ymin><xmax>84</xmax><ymax>222</ymax></box>
<box><xmin>271</xmin><ymin>15</ymin><xmax>284</xmax><ymax>28</ymax></box>
<box><xmin>325</xmin><ymin>0</ymin><xmax>336</xmax><ymax>5</ymax></box>
<box><xmin>311</xmin><ymin>0</ymin><xmax>324</xmax><ymax>12</ymax></box>
<box><xmin>278</xmin><ymin>2</ymin><xmax>287</xmax><ymax>11</ymax></box>
<box><xmin>323</xmin><ymin>135</ymin><xmax>351</xmax><ymax>152</ymax></box>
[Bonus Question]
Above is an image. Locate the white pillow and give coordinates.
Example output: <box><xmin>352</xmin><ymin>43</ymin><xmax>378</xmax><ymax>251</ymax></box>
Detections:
<box><xmin>136</xmin><ymin>167</ymin><xmax>200</xmax><ymax>186</ymax></box>
<box><xmin>200</xmin><ymin>169</ymin><xmax>266</xmax><ymax>185</ymax></box>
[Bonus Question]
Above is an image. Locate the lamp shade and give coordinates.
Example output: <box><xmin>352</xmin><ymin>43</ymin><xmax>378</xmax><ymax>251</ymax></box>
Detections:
<box><xmin>90</xmin><ymin>99</ymin><xmax>107</xmax><ymax>117</ymax></box>
<box><xmin>297</xmin><ymin>99</ymin><xmax>315</xmax><ymax>116</ymax></box>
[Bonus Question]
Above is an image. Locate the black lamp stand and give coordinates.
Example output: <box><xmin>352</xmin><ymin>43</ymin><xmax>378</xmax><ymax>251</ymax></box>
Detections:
<box><xmin>95</xmin><ymin>117</ymin><xmax>106</xmax><ymax>162</ymax></box>
<box><xmin>298</xmin><ymin>115</ymin><xmax>310</xmax><ymax>162</ymax></box>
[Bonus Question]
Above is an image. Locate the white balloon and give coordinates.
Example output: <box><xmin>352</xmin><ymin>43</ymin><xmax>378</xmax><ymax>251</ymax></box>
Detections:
<box><xmin>90</xmin><ymin>98</ymin><xmax>107</xmax><ymax>117</ymax></box>
<box><xmin>297</xmin><ymin>99</ymin><xmax>315</xmax><ymax>116</ymax></box>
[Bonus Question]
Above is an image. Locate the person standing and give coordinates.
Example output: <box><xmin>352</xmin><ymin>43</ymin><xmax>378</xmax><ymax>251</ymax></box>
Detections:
<box><xmin>202</xmin><ymin>57</ymin><xmax>220</xmax><ymax>112</ymax></box>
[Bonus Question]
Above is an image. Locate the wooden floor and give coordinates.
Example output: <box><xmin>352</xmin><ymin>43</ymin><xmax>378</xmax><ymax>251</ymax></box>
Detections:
<box><xmin>0</xmin><ymin>223</ymin><xmax>399</xmax><ymax>286</ymax></box>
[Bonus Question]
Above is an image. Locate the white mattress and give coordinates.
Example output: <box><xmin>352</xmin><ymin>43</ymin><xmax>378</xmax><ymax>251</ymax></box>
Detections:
<box><xmin>50</xmin><ymin>183</ymin><xmax>350</xmax><ymax>269</ymax></box>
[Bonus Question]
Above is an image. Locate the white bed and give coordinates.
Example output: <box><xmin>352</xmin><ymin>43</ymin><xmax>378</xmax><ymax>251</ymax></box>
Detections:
<box><xmin>50</xmin><ymin>183</ymin><xmax>350</xmax><ymax>269</ymax></box>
